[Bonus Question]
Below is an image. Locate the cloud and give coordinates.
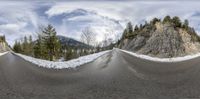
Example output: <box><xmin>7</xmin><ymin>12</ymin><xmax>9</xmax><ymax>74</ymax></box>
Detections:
<box><xmin>0</xmin><ymin>1</ymin><xmax>48</xmax><ymax>45</ymax></box>
<box><xmin>1</xmin><ymin>1</ymin><xmax>200</xmax><ymax>46</ymax></box>
<box><xmin>48</xmin><ymin>8</ymin><xmax>124</xmax><ymax>43</ymax></box>
<box><xmin>45</xmin><ymin>1</ymin><xmax>200</xmax><ymax>43</ymax></box>
<box><xmin>45</xmin><ymin>1</ymin><xmax>131</xmax><ymax>21</ymax></box>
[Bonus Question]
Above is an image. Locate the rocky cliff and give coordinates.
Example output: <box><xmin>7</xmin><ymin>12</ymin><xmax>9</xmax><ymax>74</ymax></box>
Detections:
<box><xmin>0</xmin><ymin>36</ymin><xmax>10</xmax><ymax>52</ymax></box>
<box><xmin>119</xmin><ymin>16</ymin><xmax>200</xmax><ymax>58</ymax></box>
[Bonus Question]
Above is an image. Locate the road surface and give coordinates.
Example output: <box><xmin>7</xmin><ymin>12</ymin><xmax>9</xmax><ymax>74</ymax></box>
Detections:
<box><xmin>0</xmin><ymin>49</ymin><xmax>200</xmax><ymax>99</ymax></box>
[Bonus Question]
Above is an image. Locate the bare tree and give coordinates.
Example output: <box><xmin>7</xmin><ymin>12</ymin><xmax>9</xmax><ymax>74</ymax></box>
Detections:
<box><xmin>81</xmin><ymin>27</ymin><xmax>95</xmax><ymax>45</ymax></box>
<box><xmin>105</xmin><ymin>28</ymin><xmax>120</xmax><ymax>42</ymax></box>
<box><xmin>102</xmin><ymin>33</ymin><xmax>109</xmax><ymax>47</ymax></box>
<box><xmin>102</xmin><ymin>29</ymin><xmax>115</xmax><ymax>47</ymax></box>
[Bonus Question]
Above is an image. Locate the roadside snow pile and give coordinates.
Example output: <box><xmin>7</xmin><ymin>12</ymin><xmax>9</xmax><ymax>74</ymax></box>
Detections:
<box><xmin>14</xmin><ymin>50</ymin><xmax>110</xmax><ymax>69</ymax></box>
<box><xmin>0</xmin><ymin>52</ymin><xmax>8</xmax><ymax>56</ymax></box>
<box><xmin>118</xmin><ymin>49</ymin><xmax>200</xmax><ymax>62</ymax></box>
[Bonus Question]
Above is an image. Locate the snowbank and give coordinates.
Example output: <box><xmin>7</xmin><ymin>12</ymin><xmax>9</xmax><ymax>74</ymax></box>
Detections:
<box><xmin>118</xmin><ymin>48</ymin><xmax>200</xmax><ymax>62</ymax></box>
<box><xmin>0</xmin><ymin>52</ymin><xmax>8</xmax><ymax>56</ymax></box>
<box><xmin>14</xmin><ymin>50</ymin><xmax>111</xmax><ymax>69</ymax></box>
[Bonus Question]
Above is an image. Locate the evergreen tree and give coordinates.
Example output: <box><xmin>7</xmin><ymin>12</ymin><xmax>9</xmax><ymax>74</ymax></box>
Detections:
<box><xmin>42</xmin><ymin>24</ymin><xmax>61</xmax><ymax>61</ymax></box>
<box><xmin>184</xmin><ymin>19</ymin><xmax>189</xmax><ymax>26</ymax></box>
<box><xmin>83</xmin><ymin>49</ymin><xmax>88</xmax><ymax>55</ymax></box>
<box><xmin>182</xmin><ymin>19</ymin><xmax>189</xmax><ymax>29</ymax></box>
<box><xmin>163</xmin><ymin>15</ymin><xmax>171</xmax><ymax>23</ymax></box>
<box><xmin>151</xmin><ymin>18</ymin><xmax>160</xmax><ymax>24</ymax></box>
<box><xmin>28</xmin><ymin>35</ymin><xmax>33</xmax><ymax>56</ymax></box>
<box><xmin>22</xmin><ymin>36</ymin><xmax>29</xmax><ymax>54</ymax></box>
<box><xmin>96</xmin><ymin>46</ymin><xmax>101</xmax><ymax>53</ymax></box>
<box><xmin>124</xmin><ymin>22</ymin><xmax>133</xmax><ymax>38</ymax></box>
<box><xmin>134</xmin><ymin>25</ymin><xmax>139</xmax><ymax>31</ymax></box>
<box><xmin>65</xmin><ymin>48</ymin><xmax>74</xmax><ymax>60</ymax></box>
<box><xmin>139</xmin><ymin>24</ymin><xmax>143</xmax><ymax>30</ymax></box>
<box><xmin>127</xmin><ymin>22</ymin><xmax>133</xmax><ymax>34</ymax></box>
<box><xmin>13</xmin><ymin>41</ymin><xmax>22</xmax><ymax>53</ymax></box>
<box><xmin>13</xmin><ymin>36</ymin><xmax>34</xmax><ymax>56</ymax></box>
<box><xmin>172</xmin><ymin>16</ymin><xmax>182</xmax><ymax>27</ymax></box>
<box><xmin>33</xmin><ymin>35</ymin><xmax>43</xmax><ymax>58</ymax></box>
<box><xmin>122</xmin><ymin>29</ymin><xmax>128</xmax><ymax>39</ymax></box>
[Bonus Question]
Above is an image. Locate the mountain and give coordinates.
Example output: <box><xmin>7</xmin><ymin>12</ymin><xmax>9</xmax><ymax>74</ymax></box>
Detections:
<box><xmin>57</xmin><ymin>35</ymin><xmax>91</xmax><ymax>49</ymax></box>
<box><xmin>119</xmin><ymin>16</ymin><xmax>200</xmax><ymax>58</ymax></box>
<box><xmin>0</xmin><ymin>36</ymin><xmax>10</xmax><ymax>52</ymax></box>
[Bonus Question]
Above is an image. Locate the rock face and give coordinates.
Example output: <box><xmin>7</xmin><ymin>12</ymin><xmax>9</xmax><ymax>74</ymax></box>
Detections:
<box><xmin>120</xmin><ymin>21</ymin><xmax>200</xmax><ymax>58</ymax></box>
<box><xmin>0</xmin><ymin>36</ymin><xmax>10</xmax><ymax>52</ymax></box>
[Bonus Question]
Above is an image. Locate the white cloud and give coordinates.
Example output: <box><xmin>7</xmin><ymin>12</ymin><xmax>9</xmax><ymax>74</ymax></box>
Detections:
<box><xmin>0</xmin><ymin>1</ymin><xmax>45</xmax><ymax>45</ymax></box>
<box><xmin>45</xmin><ymin>1</ymin><xmax>131</xmax><ymax>20</ymax></box>
<box><xmin>1</xmin><ymin>1</ymin><xmax>200</xmax><ymax>46</ymax></box>
<box><xmin>0</xmin><ymin>23</ymin><xmax>27</xmax><ymax>31</ymax></box>
<box><xmin>55</xmin><ymin>10</ymin><xmax>123</xmax><ymax>43</ymax></box>
<box><xmin>45</xmin><ymin>1</ymin><xmax>200</xmax><ymax>43</ymax></box>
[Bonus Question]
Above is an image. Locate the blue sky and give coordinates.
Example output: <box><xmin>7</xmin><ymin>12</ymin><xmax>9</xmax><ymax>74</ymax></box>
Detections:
<box><xmin>1</xmin><ymin>1</ymin><xmax>200</xmax><ymax>46</ymax></box>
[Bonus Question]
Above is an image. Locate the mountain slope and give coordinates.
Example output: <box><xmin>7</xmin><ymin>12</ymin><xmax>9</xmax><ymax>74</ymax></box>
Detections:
<box><xmin>119</xmin><ymin>16</ymin><xmax>200</xmax><ymax>58</ymax></box>
<box><xmin>57</xmin><ymin>35</ymin><xmax>91</xmax><ymax>48</ymax></box>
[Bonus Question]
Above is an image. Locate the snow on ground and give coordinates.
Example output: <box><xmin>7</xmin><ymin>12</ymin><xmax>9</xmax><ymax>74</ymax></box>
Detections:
<box><xmin>118</xmin><ymin>48</ymin><xmax>200</xmax><ymax>62</ymax></box>
<box><xmin>0</xmin><ymin>52</ymin><xmax>8</xmax><ymax>56</ymax></box>
<box><xmin>14</xmin><ymin>50</ymin><xmax>111</xmax><ymax>69</ymax></box>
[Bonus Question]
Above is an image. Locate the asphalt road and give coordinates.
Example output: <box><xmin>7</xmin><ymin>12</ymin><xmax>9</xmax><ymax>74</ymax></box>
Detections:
<box><xmin>0</xmin><ymin>49</ymin><xmax>200</xmax><ymax>99</ymax></box>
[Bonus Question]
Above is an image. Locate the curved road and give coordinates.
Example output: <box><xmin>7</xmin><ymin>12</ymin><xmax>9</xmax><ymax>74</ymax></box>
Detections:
<box><xmin>0</xmin><ymin>49</ymin><xmax>200</xmax><ymax>99</ymax></box>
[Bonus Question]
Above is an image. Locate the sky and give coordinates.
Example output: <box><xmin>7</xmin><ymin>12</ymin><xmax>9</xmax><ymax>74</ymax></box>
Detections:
<box><xmin>1</xmin><ymin>1</ymin><xmax>200</xmax><ymax>46</ymax></box>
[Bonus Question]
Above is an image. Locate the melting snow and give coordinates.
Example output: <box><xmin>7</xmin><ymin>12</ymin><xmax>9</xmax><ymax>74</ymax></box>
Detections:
<box><xmin>14</xmin><ymin>50</ymin><xmax>111</xmax><ymax>69</ymax></box>
<box><xmin>118</xmin><ymin>48</ymin><xmax>200</xmax><ymax>62</ymax></box>
<box><xmin>0</xmin><ymin>52</ymin><xmax>8</xmax><ymax>56</ymax></box>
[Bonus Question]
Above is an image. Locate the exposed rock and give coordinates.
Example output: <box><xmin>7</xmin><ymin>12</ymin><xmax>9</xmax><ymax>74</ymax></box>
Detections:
<box><xmin>119</xmin><ymin>21</ymin><xmax>200</xmax><ymax>58</ymax></box>
<box><xmin>0</xmin><ymin>36</ymin><xmax>10</xmax><ymax>52</ymax></box>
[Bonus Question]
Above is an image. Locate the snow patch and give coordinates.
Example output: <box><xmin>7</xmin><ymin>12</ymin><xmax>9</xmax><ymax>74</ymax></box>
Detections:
<box><xmin>0</xmin><ymin>52</ymin><xmax>8</xmax><ymax>56</ymax></box>
<box><xmin>118</xmin><ymin>48</ymin><xmax>200</xmax><ymax>62</ymax></box>
<box><xmin>14</xmin><ymin>50</ymin><xmax>111</xmax><ymax>69</ymax></box>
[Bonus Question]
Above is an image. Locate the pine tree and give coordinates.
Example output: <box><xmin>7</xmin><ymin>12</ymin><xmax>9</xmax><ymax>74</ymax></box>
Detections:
<box><xmin>151</xmin><ymin>18</ymin><xmax>160</xmax><ymax>24</ymax></box>
<box><xmin>163</xmin><ymin>15</ymin><xmax>171</xmax><ymax>23</ymax></box>
<box><xmin>122</xmin><ymin>29</ymin><xmax>128</xmax><ymax>39</ymax></box>
<box><xmin>22</xmin><ymin>36</ymin><xmax>29</xmax><ymax>55</ymax></box>
<box><xmin>65</xmin><ymin>48</ymin><xmax>74</xmax><ymax>60</ymax></box>
<box><xmin>182</xmin><ymin>19</ymin><xmax>189</xmax><ymax>29</ymax></box>
<box><xmin>139</xmin><ymin>24</ymin><xmax>143</xmax><ymax>30</ymax></box>
<box><xmin>123</xmin><ymin>22</ymin><xmax>133</xmax><ymax>38</ymax></box>
<box><xmin>134</xmin><ymin>25</ymin><xmax>139</xmax><ymax>31</ymax></box>
<box><xmin>127</xmin><ymin>22</ymin><xmax>133</xmax><ymax>34</ymax></box>
<box><xmin>172</xmin><ymin>16</ymin><xmax>182</xmax><ymax>27</ymax></box>
<box><xmin>13</xmin><ymin>41</ymin><xmax>22</xmax><ymax>53</ymax></box>
<box><xmin>28</xmin><ymin>35</ymin><xmax>33</xmax><ymax>56</ymax></box>
<box><xmin>33</xmin><ymin>36</ymin><xmax>43</xmax><ymax>58</ymax></box>
<box><xmin>42</xmin><ymin>24</ymin><xmax>61</xmax><ymax>61</ymax></box>
<box><xmin>96</xmin><ymin>46</ymin><xmax>100</xmax><ymax>53</ymax></box>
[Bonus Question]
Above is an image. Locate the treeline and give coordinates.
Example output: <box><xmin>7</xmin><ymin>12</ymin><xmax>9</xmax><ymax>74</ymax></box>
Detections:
<box><xmin>121</xmin><ymin>15</ymin><xmax>200</xmax><ymax>42</ymax></box>
<box><xmin>62</xmin><ymin>46</ymin><xmax>106</xmax><ymax>61</ymax></box>
<box><xmin>13</xmin><ymin>25</ymin><xmax>60</xmax><ymax>61</ymax></box>
<box><xmin>13</xmin><ymin>36</ymin><xmax>33</xmax><ymax>56</ymax></box>
<box><xmin>13</xmin><ymin>24</ymin><xmax>110</xmax><ymax>61</ymax></box>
